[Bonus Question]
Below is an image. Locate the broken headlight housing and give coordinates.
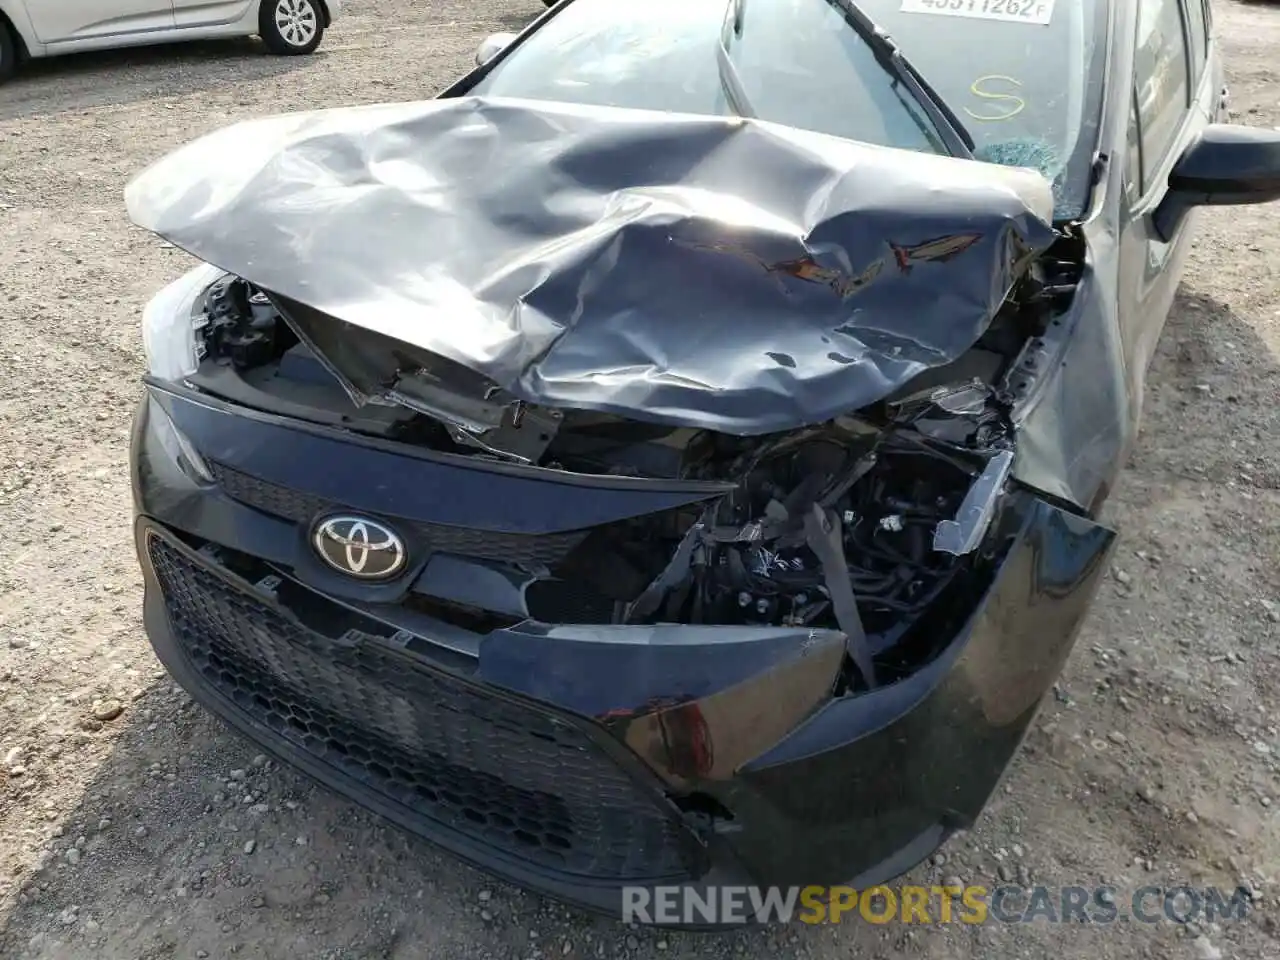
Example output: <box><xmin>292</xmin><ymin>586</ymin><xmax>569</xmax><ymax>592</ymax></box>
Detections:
<box><xmin>141</xmin><ymin>263</ymin><xmax>225</xmax><ymax>382</ymax></box>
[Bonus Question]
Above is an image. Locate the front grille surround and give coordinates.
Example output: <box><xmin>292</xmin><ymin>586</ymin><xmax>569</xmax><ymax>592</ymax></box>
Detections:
<box><xmin>208</xmin><ymin>461</ymin><xmax>588</xmax><ymax>567</ymax></box>
<box><xmin>146</xmin><ymin>531</ymin><xmax>702</xmax><ymax>883</ymax></box>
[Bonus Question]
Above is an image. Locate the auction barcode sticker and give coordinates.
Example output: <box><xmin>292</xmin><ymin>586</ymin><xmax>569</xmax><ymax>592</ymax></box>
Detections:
<box><xmin>899</xmin><ymin>0</ymin><xmax>1055</xmax><ymax>25</ymax></box>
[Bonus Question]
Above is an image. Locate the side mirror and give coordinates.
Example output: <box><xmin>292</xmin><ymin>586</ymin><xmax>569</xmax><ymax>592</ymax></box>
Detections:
<box><xmin>1154</xmin><ymin>124</ymin><xmax>1280</xmax><ymax>241</ymax></box>
<box><xmin>476</xmin><ymin>32</ymin><xmax>516</xmax><ymax>67</ymax></box>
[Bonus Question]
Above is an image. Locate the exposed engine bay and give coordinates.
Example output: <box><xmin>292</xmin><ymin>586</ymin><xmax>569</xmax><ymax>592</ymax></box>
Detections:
<box><xmin>184</xmin><ymin>272</ymin><xmax>1053</xmax><ymax>687</ymax></box>
<box><xmin>622</xmin><ymin>423</ymin><xmax>1012</xmax><ymax>687</ymax></box>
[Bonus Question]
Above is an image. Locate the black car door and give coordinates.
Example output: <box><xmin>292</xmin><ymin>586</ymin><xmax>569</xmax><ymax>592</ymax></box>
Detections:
<box><xmin>1116</xmin><ymin>0</ymin><xmax>1217</xmax><ymax>406</ymax></box>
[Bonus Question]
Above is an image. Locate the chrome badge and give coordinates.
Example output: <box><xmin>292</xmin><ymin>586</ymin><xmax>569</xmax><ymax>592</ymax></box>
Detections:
<box><xmin>312</xmin><ymin>515</ymin><xmax>406</xmax><ymax>580</ymax></box>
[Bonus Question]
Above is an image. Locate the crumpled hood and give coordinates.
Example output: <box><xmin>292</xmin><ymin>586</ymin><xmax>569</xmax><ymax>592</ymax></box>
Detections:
<box><xmin>126</xmin><ymin>95</ymin><xmax>1058</xmax><ymax>434</ymax></box>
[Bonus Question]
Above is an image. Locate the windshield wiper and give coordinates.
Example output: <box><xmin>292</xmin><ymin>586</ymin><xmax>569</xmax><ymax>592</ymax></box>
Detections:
<box><xmin>826</xmin><ymin>0</ymin><xmax>975</xmax><ymax>156</ymax></box>
<box><xmin>718</xmin><ymin>0</ymin><xmax>755</xmax><ymax>118</ymax></box>
<box><xmin>718</xmin><ymin>0</ymin><xmax>971</xmax><ymax>156</ymax></box>
<box><xmin>729</xmin><ymin>0</ymin><xmax>746</xmax><ymax>34</ymax></box>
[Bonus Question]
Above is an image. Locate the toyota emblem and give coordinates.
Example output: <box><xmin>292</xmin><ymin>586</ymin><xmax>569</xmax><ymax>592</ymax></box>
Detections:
<box><xmin>311</xmin><ymin>515</ymin><xmax>407</xmax><ymax>580</ymax></box>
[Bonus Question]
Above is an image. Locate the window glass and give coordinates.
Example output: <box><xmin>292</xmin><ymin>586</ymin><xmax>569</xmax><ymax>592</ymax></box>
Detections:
<box><xmin>1134</xmin><ymin>0</ymin><xmax>1191</xmax><ymax>186</ymax></box>
<box><xmin>855</xmin><ymin>2</ymin><xmax>1107</xmax><ymax>220</ymax></box>
<box><xmin>1184</xmin><ymin>0</ymin><xmax>1207</xmax><ymax>84</ymax></box>
<box><xmin>470</xmin><ymin>0</ymin><xmax>948</xmax><ymax>157</ymax></box>
<box><xmin>1126</xmin><ymin>89</ymin><xmax>1143</xmax><ymax>199</ymax></box>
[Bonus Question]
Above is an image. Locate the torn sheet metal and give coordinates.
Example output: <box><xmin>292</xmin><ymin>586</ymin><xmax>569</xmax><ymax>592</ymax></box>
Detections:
<box><xmin>934</xmin><ymin>449</ymin><xmax>1015</xmax><ymax>556</ymax></box>
<box><xmin>126</xmin><ymin>95</ymin><xmax>1057</xmax><ymax>434</ymax></box>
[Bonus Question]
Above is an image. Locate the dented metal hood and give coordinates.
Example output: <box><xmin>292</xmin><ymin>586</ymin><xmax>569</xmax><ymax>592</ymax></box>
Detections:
<box><xmin>125</xmin><ymin>95</ymin><xmax>1057</xmax><ymax>434</ymax></box>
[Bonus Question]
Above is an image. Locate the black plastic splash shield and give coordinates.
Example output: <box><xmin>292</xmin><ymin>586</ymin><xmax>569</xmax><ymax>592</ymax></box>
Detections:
<box><xmin>126</xmin><ymin>96</ymin><xmax>1057</xmax><ymax>434</ymax></box>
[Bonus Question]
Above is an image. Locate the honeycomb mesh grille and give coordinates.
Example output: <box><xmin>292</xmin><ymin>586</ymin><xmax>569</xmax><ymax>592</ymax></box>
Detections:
<box><xmin>208</xmin><ymin>461</ymin><xmax>587</xmax><ymax>566</ymax></box>
<box><xmin>148</xmin><ymin>536</ymin><xmax>698</xmax><ymax>881</ymax></box>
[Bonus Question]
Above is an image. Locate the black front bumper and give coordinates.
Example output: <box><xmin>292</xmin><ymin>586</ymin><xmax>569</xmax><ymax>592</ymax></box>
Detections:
<box><xmin>133</xmin><ymin>383</ymin><xmax>1116</xmax><ymax>920</ymax></box>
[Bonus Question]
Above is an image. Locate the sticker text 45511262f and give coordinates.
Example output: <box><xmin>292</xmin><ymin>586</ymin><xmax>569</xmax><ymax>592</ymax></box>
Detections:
<box><xmin>899</xmin><ymin>0</ymin><xmax>1055</xmax><ymax>26</ymax></box>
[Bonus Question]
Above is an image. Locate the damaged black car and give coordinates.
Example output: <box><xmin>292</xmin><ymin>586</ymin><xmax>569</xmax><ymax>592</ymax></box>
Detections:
<box><xmin>126</xmin><ymin>0</ymin><xmax>1280</xmax><ymax>919</ymax></box>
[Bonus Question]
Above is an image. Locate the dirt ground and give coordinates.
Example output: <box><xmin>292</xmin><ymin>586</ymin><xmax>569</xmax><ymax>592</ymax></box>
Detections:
<box><xmin>1</xmin><ymin>1</ymin><xmax>1279</xmax><ymax>958</ymax></box>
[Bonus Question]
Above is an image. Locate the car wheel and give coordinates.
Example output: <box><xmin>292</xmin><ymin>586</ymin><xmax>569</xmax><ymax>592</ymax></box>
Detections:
<box><xmin>259</xmin><ymin>0</ymin><xmax>324</xmax><ymax>56</ymax></box>
<box><xmin>0</xmin><ymin>22</ymin><xmax>17</xmax><ymax>84</ymax></box>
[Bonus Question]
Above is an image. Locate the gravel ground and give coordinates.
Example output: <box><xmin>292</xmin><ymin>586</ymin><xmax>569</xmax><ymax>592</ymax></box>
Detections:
<box><xmin>2</xmin><ymin>2</ymin><xmax>1280</xmax><ymax>958</ymax></box>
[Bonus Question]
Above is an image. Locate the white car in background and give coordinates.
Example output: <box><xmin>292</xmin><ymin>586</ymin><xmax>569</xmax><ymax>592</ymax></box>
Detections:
<box><xmin>0</xmin><ymin>0</ymin><xmax>339</xmax><ymax>83</ymax></box>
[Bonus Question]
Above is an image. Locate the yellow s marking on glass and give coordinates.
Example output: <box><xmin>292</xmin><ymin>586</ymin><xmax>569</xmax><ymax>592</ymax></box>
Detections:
<box><xmin>966</xmin><ymin>75</ymin><xmax>1026</xmax><ymax>121</ymax></box>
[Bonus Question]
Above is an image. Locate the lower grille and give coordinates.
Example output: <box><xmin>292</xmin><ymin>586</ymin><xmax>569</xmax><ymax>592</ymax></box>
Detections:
<box><xmin>147</xmin><ymin>535</ymin><xmax>699</xmax><ymax>882</ymax></box>
<box><xmin>208</xmin><ymin>461</ymin><xmax>587</xmax><ymax>567</ymax></box>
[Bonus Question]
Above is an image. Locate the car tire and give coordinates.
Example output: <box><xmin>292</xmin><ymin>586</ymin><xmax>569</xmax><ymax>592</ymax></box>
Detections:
<box><xmin>259</xmin><ymin>0</ymin><xmax>325</xmax><ymax>56</ymax></box>
<box><xmin>0</xmin><ymin>21</ymin><xmax>17</xmax><ymax>84</ymax></box>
